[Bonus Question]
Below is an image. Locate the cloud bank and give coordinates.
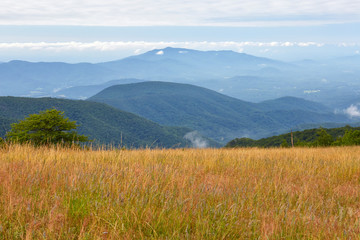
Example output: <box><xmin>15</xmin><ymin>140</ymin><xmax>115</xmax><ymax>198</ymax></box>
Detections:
<box><xmin>0</xmin><ymin>40</ymin><xmax>358</xmax><ymax>62</ymax></box>
<box><xmin>0</xmin><ymin>41</ymin><xmax>335</xmax><ymax>52</ymax></box>
<box><xmin>0</xmin><ymin>0</ymin><xmax>359</xmax><ymax>26</ymax></box>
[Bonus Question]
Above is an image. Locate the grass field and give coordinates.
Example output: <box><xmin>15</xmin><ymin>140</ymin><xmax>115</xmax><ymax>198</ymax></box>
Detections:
<box><xmin>1</xmin><ymin>145</ymin><xmax>360</xmax><ymax>239</ymax></box>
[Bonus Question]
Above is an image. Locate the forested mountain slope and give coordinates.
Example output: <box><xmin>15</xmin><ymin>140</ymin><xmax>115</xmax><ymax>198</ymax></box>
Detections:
<box><xmin>89</xmin><ymin>81</ymin><xmax>349</xmax><ymax>143</ymax></box>
<box><xmin>0</xmin><ymin>96</ymin><xmax>198</xmax><ymax>148</ymax></box>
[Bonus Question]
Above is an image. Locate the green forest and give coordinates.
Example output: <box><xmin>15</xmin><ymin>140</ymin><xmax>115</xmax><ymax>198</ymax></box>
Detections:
<box><xmin>0</xmin><ymin>97</ymin><xmax>195</xmax><ymax>148</ymax></box>
<box><xmin>225</xmin><ymin>126</ymin><xmax>360</xmax><ymax>148</ymax></box>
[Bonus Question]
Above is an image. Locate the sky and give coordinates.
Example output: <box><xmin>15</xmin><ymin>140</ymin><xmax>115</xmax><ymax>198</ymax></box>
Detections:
<box><xmin>0</xmin><ymin>0</ymin><xmax>359</xmax><ymax>62</ymax></box>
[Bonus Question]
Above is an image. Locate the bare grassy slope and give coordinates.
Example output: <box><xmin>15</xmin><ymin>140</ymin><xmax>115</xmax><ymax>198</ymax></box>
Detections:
<box><xmin>1</xmin><ymin>145</ymin><xmax>360</xmax><ymax>239</ymax></box>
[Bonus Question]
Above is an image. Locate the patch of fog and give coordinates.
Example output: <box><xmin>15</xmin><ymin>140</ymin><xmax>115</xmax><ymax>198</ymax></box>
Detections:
<box><xmin>184</xmin><ymin>131</ymin><xmax>209</xmax><ymax>148</ymax></box>
<box><xmin>344</xmin><ymin>104</ymin><xmax>360</xmax><ymax>118</ymax></box>
<box><xmin>53</xmin><ymin>86</ymin><xmax>72</xmax><ymax>93</ymax></box>
<box><xmin>30</xmin><ymin>91</ymin><xmax>43</xmax><ymax>94</ymax></box>
<box><xmin>156</xmin><ymin>50</ymin><xmax>164</xmax><ymax>55</ymax></box>
<box><xmin>304</xmin><ymin>90</ymin><xmax>320</xmax><ymax>94</ymax></box>
<box><xmin>321</xmin><ymin>78</ymin><xmax>328</xmax><ymax>83</ymax></box>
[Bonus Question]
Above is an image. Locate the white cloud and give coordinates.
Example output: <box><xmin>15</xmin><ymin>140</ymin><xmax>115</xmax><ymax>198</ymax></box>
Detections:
<box><xmin>304</xmin><ymin>90</ymin><xmax>320</xmax><ymax>94</ymax></box>
<box><xmin>134</xmin><ymin>49</ymin><xmax>142</xmax><ymax>55</ymax></box>
<box><xmin>184</xmin><ymin>131</ymin><xmax>208</xmax><ymax>148</ymax></box>
<box><xmin>156</xmin><ymin>50</ymin><xmax>164</xmax><ymax>55</ymax></box>
<box><xmin>0</xmin><ymin>0</ymin><xmax>359</xmax><ymax>26</ymax></box>
<box><xmin>321</xmin><ymin>78</ymin><xmax>328</xmax><ymax>83</ymax></box>
<box><xmin>0</xmin><ymin>41</ymin><xmax>333</xmax><ymax>52</ymax></box>
<box><xmin>344</xmin><ymin>104</ymin><xmax>360</xmax><ymax>118</ymax></box>
<box><xmin>0</xmin><ymin>40</ymin><xmax>358</xmax><ymax>62</ymax></box>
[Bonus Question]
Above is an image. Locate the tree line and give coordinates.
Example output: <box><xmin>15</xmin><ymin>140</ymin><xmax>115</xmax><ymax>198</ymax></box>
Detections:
<box><xmin>292</xmin><ymin>128</ymin><xmax>360</xmax><ymax>147</ymax></box>
<box><xmin>225</xmin><ymin>126</ymin><xmax>360</xmax><ymax>148</ymax></box>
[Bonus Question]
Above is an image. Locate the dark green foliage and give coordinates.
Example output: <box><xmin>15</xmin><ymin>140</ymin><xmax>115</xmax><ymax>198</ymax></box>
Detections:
<box><xmin>280</xmin><ymin>139</ymin><xmax>289</xmax><ymax>148</ymax></box>
<box><xmin>313</xmin><ymin>128</ymin><xmax>333</xmax><ymax>147</ymax></box>
<box><xmin>0</xmin><ymin>96</ymin><xmax>199</xmax><ymax>148</ymax></box>
<box><xmin>0</xmin><ymin>116</ymin><xmax>14</xmax><ymax>137</ymax></box>
<box><xmin>344</xmin><ymin>130</ymin><xmax>360</xmax><ymax>145</ymax></box>
<box><xmin>334</xmin><ymin>129</ymin><xmax>360</xmax><ymax>146</ymax></box>
<box><xmin>225</xmin><ymin>125</ymin><xmax>360</xmax><ymax>148</ymax></box>
<box><xmin>6</xmin><ymin>109</ymin><xmax>88</xmax><ymax>146</ymax></box>
<box><xmin>225</xmin><ymin>138</ymin><xmax>256</xmax><ymax>148</ymax></box>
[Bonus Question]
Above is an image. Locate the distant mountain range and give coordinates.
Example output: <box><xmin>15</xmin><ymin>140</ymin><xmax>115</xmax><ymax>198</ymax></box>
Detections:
<box><xmin>0</xmin><ymin>60</ymin><xmax>118</xmax><ymax>96</ymax></box>
<box><xmin>88</xmin><ymin>81</ymin><xmax>351</xmax><ymax>143</ymax></box>
<box><xmin>98</xmin><ymin>47</ymin><xmax>289</xmax><ymax>81</ymax></box>
<box><xmin>0</xmin><ymin>96</ymin><xmax>219</xmax><ymax>148</ymax></box>
<box><xmin>2</xmin><ymin>47</ymin><xmax>360</xmax><ymax>110</ymax></box>
<box><xmin>1</xmin><ymin>47</ymin><xmax>359</xmax><ymax>147</ymax></box>
<box><xmin>0</xmin><ymin>47</ymin><xmax>287</xmax><ymax>98</ymax></box>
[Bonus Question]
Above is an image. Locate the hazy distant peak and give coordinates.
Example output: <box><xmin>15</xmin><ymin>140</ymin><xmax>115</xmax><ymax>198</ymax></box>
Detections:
<box><xmin>8</xmin><ymin>60</ymin><xmax>30</xmax><ymax>64</ymax></box>
<box><xmin>258</xmin><ymin>96</ymin><xmax>330</xmax><ymax>113</ymax></box>
<box><xmin>147</xmin><ymin>47</ymin><xmax>198</xmax><ymax>55</ymax></box>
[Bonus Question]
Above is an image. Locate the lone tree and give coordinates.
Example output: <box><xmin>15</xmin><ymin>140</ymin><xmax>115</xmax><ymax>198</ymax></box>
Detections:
<box><xmin>314</xmin><ymin>128</ymin><xmax>333</xmax><ymax>147</ymax></box>
<box><xmin>6</xmin><ymin>109</ymin><xmax>88</xmax><ymax>146</ymax></box>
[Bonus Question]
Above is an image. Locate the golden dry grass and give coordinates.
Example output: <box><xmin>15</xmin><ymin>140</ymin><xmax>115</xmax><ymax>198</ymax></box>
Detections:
<box><xmin>1</xmin><ymin>145</ymin><xmax>360</xmax><ymax>239</ymax></box>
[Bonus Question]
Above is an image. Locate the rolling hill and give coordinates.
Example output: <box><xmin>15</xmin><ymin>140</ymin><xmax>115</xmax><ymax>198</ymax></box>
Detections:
<box><xmin>88</xmin><ymin>81</ymin><xmax>350</xmax><ymax>143</ymax></box>
<box><xmin>0</xmin><ymin>60</ymin><xmax>118</xmax><ymax>97</ymax></box>
<box><xmin>0</xmin><ymin>96</ymin><xmax>209</xmax><ymax>148</ymax></box>
<box><xmin>257</xmin><ymin>96</ymin><xmax>331</xmax><ymax>113</ymax></box>
<box><xmin>53</xmin><ymin>78</ymin><xmax>146</xmax><ymax>99</ymax></box>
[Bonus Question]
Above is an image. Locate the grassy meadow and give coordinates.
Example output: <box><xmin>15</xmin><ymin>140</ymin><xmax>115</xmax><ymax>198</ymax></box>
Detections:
<box><xmin>1</xmin><ymin>145</ymin><xmax>360</xmax><ymax>239</ymax></box>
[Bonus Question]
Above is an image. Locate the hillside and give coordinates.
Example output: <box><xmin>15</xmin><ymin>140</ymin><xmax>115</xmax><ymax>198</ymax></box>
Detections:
<box><xmin>53</xmin><ymin>78</ymin><xmax>146</xmax><ymax>99</ymax></box>
<box><xmin>0</xmin><ymin>97</ymin><xmax>201</xmax><ymax>148</ymax></box>
<box><xmin>0</xmin><ymin>116</ymin><xmax>15</xmax><ymax>137</ymax></box>
<box><xmin>89</xmin><ymin>81</ymin><xmax>350</xmax><ymax>143</ymax></box>
<box><xmin>225</xmin><ymin>125</ymin><xmax>360</xmax><ymax>148</ymax></box>
<box><xmin>257</xmin><ymin>96</ymin><xmax>331</xmax><ymax>113</ymax></box>
<box><xmin>0</xmin><ymin>61</ymin><xmax>118</xmax><ymax>97</ymax></box>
